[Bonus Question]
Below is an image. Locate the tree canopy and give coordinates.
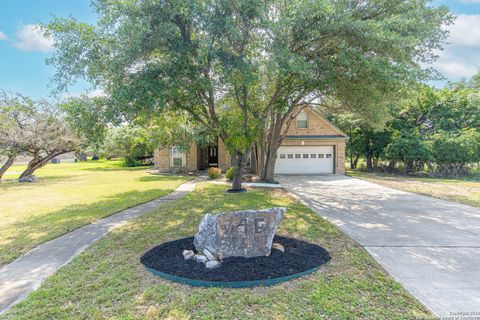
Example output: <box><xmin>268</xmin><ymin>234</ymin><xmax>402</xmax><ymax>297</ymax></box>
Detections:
<box><xmin>46</xmin><ymin>0</ymin><xmax>452</xmax><ymax>186</ymax></box>
<box><xmin>333</xmin><ymin>74</ymin><xmax>480</xmax><ymax>176</ymax></box>
<box><xmin>0</xmin><ymin>92</ymin><xmax>82</xmax><ymax>181</ymax></box>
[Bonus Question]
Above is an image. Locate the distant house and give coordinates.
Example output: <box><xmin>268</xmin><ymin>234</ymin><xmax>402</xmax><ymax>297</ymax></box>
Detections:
<box><xmin>153</xmin><ymin>107</ymin><xmax>348</xmax><ymax>174</ymax></box>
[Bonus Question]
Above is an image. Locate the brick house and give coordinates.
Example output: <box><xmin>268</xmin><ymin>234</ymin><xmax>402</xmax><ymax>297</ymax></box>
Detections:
<box><xmin>153</xmin><ymin>107</ymin><xmax>348</xmax><ymax>174</ymax></box>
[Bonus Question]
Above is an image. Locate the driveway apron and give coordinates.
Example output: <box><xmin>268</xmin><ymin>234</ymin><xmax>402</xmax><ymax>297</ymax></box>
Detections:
<box><xmin>278</xmin><ymin>175</ymin><xmax>480</xmax><ymax>317</ymax></box>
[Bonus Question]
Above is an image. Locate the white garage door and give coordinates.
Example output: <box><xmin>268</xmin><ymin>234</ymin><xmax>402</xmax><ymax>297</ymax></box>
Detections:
<box><xmin>275</xmin><ymin>146</ymin><xmax>334</xmax><ymax>174</ymax></box>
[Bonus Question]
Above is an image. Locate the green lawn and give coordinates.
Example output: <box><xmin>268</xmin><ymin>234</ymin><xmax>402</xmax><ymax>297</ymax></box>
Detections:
<box><xmin>1</xmin><ymin>184</ymin><xmax>433</xmax><ymax>319</ymax></box>
<box><xmin>348</xmin><ymin>169</ymin><xmax>480</xmax><ymax>207</ymax></box>
<box><xmin>0</xmin><ymin>160</ymin><xmax>190</xmax><ymax>266</ymax></box>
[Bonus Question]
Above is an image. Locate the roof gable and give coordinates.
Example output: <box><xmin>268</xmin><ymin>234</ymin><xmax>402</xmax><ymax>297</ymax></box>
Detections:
<box><xmin>285</xmin><ymin>107</ymin><xmax>348</xmax><ymax>139</ymax></box>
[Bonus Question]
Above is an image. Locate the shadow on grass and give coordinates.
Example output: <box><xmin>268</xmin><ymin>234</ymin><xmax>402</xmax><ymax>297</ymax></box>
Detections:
<box><xmin>137</xmin><ymin>175</ymin><xmax>188</xmax><ymax>182</ymax></box>
<box><xmin>0</xmin><ymin>188</ymin><xmax>176</xmax><ymax>266</ymax></box>
<box><xmin>80</xmin><ymin>165</ymin><xmax>149</xmax><ymax>172</ymax></box>
<box><xmin>0</xmin><ymin>175</ymin><xmax>77</xmax><ymax>191</ymax></box>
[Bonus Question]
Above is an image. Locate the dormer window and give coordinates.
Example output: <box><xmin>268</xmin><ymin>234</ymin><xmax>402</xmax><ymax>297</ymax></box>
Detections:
<box><xmin>296</xmin><ymin>111</ymin><xmax>308</xmax><ymax>128</ymax></box>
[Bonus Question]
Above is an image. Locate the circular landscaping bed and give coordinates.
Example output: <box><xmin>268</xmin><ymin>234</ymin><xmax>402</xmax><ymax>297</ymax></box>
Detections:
<box><xmin>140</xmin><ymin>235</ymin><xmax>330</xmax><ymax>288</ymax></box>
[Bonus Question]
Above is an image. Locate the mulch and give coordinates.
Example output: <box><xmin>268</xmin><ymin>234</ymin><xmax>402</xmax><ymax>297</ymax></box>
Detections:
<box><xmin>140</xmin><ymin>235</ymin><xmax>330</xmax><ymax>282</ymax></box>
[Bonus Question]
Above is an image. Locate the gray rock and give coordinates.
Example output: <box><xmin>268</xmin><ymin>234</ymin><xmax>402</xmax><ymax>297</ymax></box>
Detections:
<box><xmin>182</xmin><ymin>250</ymin><xmax>195</xmax><ymax>260</ymax></box>
<box><xmin>203</xmin><ymin>248</ymin><xmax>216</xmax><ymax>261</ymax></box>
<box><xmin>194</xmin><ymin>207</ymin><xmax>285</xmax><ymax>259</ymax></box>
<box><xmin>205</xmin><ymin>260</ymin><xmax>221</xmax><ymax>269</ymax></box>
<box><xmin>194</xmin><ymin>254</ymin><xmax>208</xmax><ymax>264</ymax></box>
<box><xmin>272</xmin><ymin>242</ymin><xmax>285</xmax><ymax>253</ymax></box>
<box><xmin>18</xmin><ymin>176</ymin><xmax>38</xmax><ymax>183</ymax></box>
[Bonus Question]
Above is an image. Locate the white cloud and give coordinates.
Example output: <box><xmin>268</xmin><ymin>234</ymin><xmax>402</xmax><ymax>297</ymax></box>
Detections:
<box><xmin>0</xmin><ymin>31</ymin><xmax>7</xmax><ymax>40</ymax></box>
<box><xmin>435</xmin><ymin>60</ymin><xmax>478</xmax><ymax>78</ymax></box>
<box><xmin>431</xmin><ymin>14</ymin><xmax>480</xmax><ymax>82</ymax></box>
<box><xmin>447</xmin><ymin>14</ymin><xmax>480</xmax><ymax>47</ymax></box>
<box><xmin>14</xmin><ymin>24</ymin><xmax>53</xmax><ymax>52</ymax></box>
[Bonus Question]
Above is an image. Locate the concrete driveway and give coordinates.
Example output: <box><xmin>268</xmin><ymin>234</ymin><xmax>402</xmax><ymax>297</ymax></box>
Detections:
<box><xmin>277</xmin><ymin>175</ymin><xmax>480</xmax><ymax>317</ymax></box>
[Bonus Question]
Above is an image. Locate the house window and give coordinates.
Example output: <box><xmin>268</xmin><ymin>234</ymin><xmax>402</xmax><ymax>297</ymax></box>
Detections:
<box><xmin>296</xmin><ymin>111</ymin><xmax>308</xmax><ymax>128</ymax></box>
<box><xmin>326</xmin><ymin>154</ymin><xmax>332</xmax><ymax>158</ymax></box>
<box><xmin>279</xmin><ymin>154</ymin><xmax>286</xmax><ymax>159</ymax></box>
<box><xmin>310</xmin><ymin>154</ymin><xmax>316</xmax><ymax>158</ymax></box>
<box><xmin>287</xmin><ymin>154</ymin><xmax>293</xmax><ymax>158</ymax></box>
<box><xmin>303</xmin><ymin>154</ymin><xmax>309</xmax><ymax>158</ymax></box>
<box><xmin>170</xmin><ymin>146</ymin><xmax>185</xmax><ymax>167</ymax></box>
<box><xmin>295</xmin><ymin>154</ymin><xmax>301</xmax><ymax>158</ymax></box>
<box><xmin>319</xmin><ymin>154</ymin><xmax>324</xmax><ymax>158</ymax></box>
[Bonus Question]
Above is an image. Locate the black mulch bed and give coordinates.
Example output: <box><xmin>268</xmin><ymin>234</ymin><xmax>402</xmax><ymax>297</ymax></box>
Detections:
<box><xmin>140</xmin><ymin>235</ymin><xmax>330</xmax><ymax>282</ymax></box>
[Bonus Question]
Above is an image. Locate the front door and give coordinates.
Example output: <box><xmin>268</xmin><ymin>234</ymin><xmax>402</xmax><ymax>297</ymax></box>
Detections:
<box><xmin>207</xmin><ymin>145</ymin><xmax>218</xmax><ymax>166</ymax></box>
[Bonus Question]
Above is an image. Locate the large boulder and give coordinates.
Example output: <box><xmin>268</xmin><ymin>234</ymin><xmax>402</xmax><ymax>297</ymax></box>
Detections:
<box><xmin>194</xmin><ymin>207</ymin><xmax>285</xmax><ymax>259</ymax></box>
<box><xmin>18</xmin><ymin>176</ymin><xmax>38</xmax><ymax>183</ymax></box>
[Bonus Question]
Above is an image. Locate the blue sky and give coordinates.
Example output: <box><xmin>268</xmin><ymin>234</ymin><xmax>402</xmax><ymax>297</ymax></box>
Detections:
<box><xmin>0</xmin><ymin>1</ymin><xmax>479</xmax><ymax>99</ymax></box>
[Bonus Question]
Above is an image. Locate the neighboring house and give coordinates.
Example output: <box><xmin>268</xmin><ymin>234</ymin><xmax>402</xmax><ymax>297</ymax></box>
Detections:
<box><xmin>153</xmin><ymin>107</ymin><xmax>348</xmax><ymax>174</ymax></box>
<box><xmin>0</xmin><ymin>152</ymin><xmax>77</xmax><ymax>165</ymax></box>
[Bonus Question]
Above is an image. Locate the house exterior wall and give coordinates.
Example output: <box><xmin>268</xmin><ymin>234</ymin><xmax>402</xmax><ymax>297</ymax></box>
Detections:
<box><xmin>153</xmin><ymin>143</ymin><xmax>197</xmax><ymax>172</ymax></box>
<box><xmin>153</xmin><ymin>147</ymin><xmax>170</xmax><ymax>172</ymax></box>
<box><xmin>186</xmin><ymin>144</ymin><xmax>197</xmax><ymax>171</ymax></box>
<box><xmin>153</xmin><ymin>107</ymin><xmax>347</xmax><ymax>174</ymax></box>
<box><xmin>153</xmin><ymin>140</ymin><xmax>231</xmax><ymax>172</ymax></box>
<box><xmin>284</xmin><ymin>108</ymin><xmax>339</xmax><ymax>136</ymax></box>
<box><xmin>218</xmin><ymin>139</ymin><xmax>231</xmax><ymax>171</ymax></box>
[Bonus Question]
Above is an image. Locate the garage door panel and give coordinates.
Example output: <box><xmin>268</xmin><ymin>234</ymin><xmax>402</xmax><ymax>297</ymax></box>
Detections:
<box><xmin>275</xmin><ymin>146</ymin><xmax>334</xmax><ymax>174</ymax></box>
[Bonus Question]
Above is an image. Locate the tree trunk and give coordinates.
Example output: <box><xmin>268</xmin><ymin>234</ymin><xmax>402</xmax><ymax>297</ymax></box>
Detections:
<box><xmin>387</xmin><ymin>160</ymin><xmax>396</xmax><ymax>171</ymax></box>
<box><xmin>256</xmin><ymin>102</ymin><xmax>306</xmax><ymax>181</ymax></box>
<box><xmin>426</xmin><ymin>161</ymin><xmax>434</xmax><ymax>174</ymax></box>
<box><xmin>366</xmin><ymin>156</ymin><xmax>373</xmax><ymax>171</ymax></box>
<box><xmin>349</xmin><ymin>149</ymin><xmax>354</xmax><ymax>169</ymax></box>
<box><xmin>0</xmin><ymin>155</ymin><xmax>16</xmax><ymax>180</ymax></box>
<box><xmin>259</xmin><ymin>111</ymin><xmax>289</xmax><ymax>182</ymax></box>
<box><xmin>231</xmin><ymin>151</ymin><xmax>247</xmax><ymax>191</ymax></box>
<box><xmin>352</xmin><ymin>155</ymin><xmax>359</xmax><ymax>169</ymax></box>
<box><xmin>19</xmin><ymin>151</ymin><xmax>67</xmax><ymax>180</ymax></box>
<box><xmin>404</xmin><ymin>160</ymin><xmax>414</xmax><ymax>174</ymax></box>
<box><xmin>75</xmin><ymin>152</ymin><xmax>87</xmax><ymax>161</ymax></box>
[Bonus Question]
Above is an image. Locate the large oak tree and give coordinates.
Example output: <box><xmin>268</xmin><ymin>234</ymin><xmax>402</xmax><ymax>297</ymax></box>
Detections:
<box><xmin>46</xmin><ymin>0</ymin><xmax>452</xmax><ymax>187</ymax></box>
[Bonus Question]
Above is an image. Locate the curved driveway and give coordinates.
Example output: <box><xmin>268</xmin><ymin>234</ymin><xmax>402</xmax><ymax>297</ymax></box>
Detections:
<box><xmin>278</xmin><ymin>175</ymin><xmax>480</xmax><ymax>317</ymax></box>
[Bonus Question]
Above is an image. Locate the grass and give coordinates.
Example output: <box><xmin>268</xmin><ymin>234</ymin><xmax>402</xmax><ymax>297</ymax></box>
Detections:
<box><xmin>0</xmin><ymin>160</ymin><xmax>190</xmax><ymax>266</ymax></box>
<box><xmin>1</xmin><ymin>184</ymin><xmax>434</xmax><ymax>319</ymax></box>
<box><xmin>348</xmin><ymin>169</ymin><xmax>480</xmax><ymax>208</ymax></box>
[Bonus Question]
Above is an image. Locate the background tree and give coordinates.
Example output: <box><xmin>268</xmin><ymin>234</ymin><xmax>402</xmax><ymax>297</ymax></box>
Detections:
<box><xmin>102</xmin><ymin>126</ymin><xmax>154</xmax><ymax>167</ymax></box>
<box><xmin>46</xmin><ymin>0</ymin><xmax>452</xmax><ymax>186</ymax></box>
<box><xmin>60</xmin><ymin>95</ymin><xmax>109</xmax><ymax>161</ymax></box>
<box><xmin>333</xmin><ymin>74</ymin><xmax>480</xmax><ymax>176</ymax></box>
<box><xmin>0</xmin><ymin>92</ymin><xmax>35</xmax><ymax>179</ymax></box>
<box><xmin>18</xmin><ymin>102</ymin><xmax>82</xmax><ymax>181</ymax></box>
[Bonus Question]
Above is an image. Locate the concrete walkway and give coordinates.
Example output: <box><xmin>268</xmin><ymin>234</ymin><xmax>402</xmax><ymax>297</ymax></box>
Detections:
<box><xmin>0</xmin><ymin>177</ymin><xmax>204</xmax><ymax>314</ymax></box>
<box><xmin>278</xmin><ymin>175</ymin><xmax>480</xmax><ymax>318</ymax></box>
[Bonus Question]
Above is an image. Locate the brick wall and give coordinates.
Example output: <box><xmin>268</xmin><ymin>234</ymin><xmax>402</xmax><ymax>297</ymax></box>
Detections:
<box><xmin>153</xmin><ymin>148</ymin><xmax>171</xmax><ymax>172</ymax></box>
<box><xmin>153</xmin><ymin>108</ymin><xmax>347</xmax><ymax>174</ymax></box>
<box><xmin>218</xmin><ymin>139</ymin><xmax>231</xmax><ymax>171</ymax></box>
<box><xmin>284</xmin><ymin>108</ymin><xmax>339</xmax><ymax>136</ymax></box>
<box><xmin>186</xmin><ymin>144</ymin><xmax>197</xmax><ymax>171</ymax></box>
<box><xmin>153</xmin><ymin>143</ymin><xmax>197</xmax><ymax>172</ymax></box>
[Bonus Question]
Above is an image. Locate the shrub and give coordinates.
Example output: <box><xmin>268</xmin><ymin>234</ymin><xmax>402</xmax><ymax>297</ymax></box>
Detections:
<box><xmin>102</xmin><ymin>126</ymin><xmax>154</xmax><ymax>167</ymax></box>
<box><xmin>207</xmin><ymin>167</ymin><xmax>221</xmax><ymax>179</ymax></box>
<box><xmin>225</xmin><ymin>167</ymin><xmax>235</xmax><ymax>181</ymax></box>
